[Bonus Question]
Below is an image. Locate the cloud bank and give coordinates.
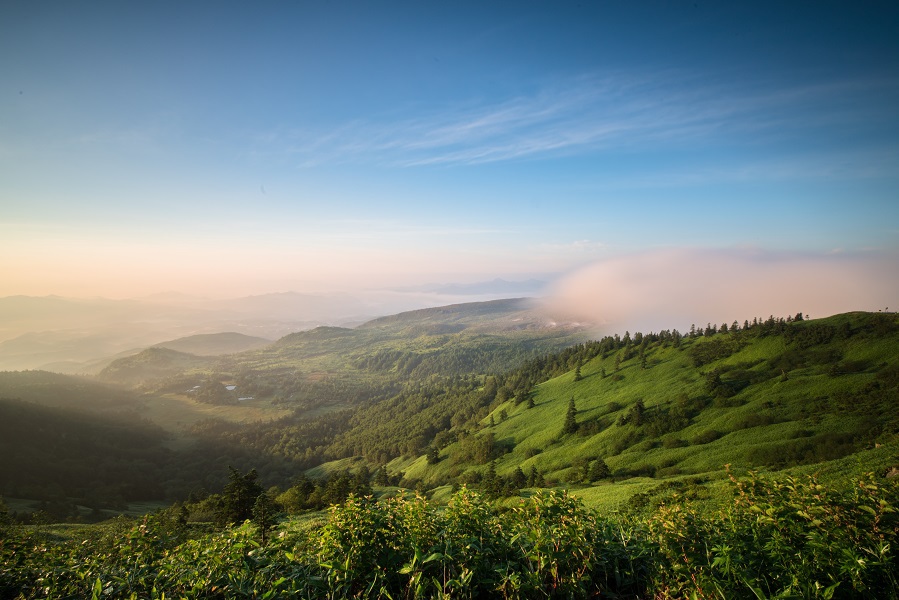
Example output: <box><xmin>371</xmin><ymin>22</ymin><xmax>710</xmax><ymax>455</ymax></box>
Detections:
<box><xmin>546</xmin><ymin>248</ymin><xmax>898</xmax><ymax>334</ymax></box>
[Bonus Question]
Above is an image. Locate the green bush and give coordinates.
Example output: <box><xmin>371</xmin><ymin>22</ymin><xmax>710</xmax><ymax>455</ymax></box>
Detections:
<box><xmin>2</xmin><ymin>475</ymin><xmax>896</xmax><ymax>599</ymax></box>
<box><xmin>646</xmin><ymin>470</ymin><xmax>899</xmax><ymax>599</ymax></box>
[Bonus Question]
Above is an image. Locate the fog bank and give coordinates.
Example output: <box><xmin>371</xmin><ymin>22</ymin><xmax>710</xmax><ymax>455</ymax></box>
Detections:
<box><xmin>546</xmin><ymin>248</ymin><xmax>898</xmax><ymax>334</ymax></box>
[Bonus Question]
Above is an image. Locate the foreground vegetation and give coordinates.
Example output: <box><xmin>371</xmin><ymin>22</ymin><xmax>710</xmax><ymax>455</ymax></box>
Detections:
<box><xmin>2</xmin><ymin>469</ymin><xmax>897</xmax><ymax>599</ymax></box>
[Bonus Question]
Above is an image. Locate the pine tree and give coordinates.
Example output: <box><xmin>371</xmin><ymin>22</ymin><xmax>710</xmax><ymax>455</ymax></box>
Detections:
<box><xmin>252</xmin><ymin>492</ymin><xmax>277</xmax><ymax>544</ymax></box>
<box><xmin>373</xmin><ymin>466</ymin><xmax>388</xmax><ymax>486</ymax></box>
<box><xmin>527</xmin><ymin>465</ymin><xmax>543</xmax><ymax>488</ymax></box>
<box><xmin>219</xmin><ymin>467</ymin><xmax>264</xmax><ymax>526</ymax></box>
<box><xmin>0</xmin><ymin>496</ymin><xmax>11</xmax><ymax>529</ymax></box>
<box><xmin>510</xmin><ymin>466</ymin><xmax>527</xmax><ymax>489</ymax></box>
<box><xmin>562</xmin><ymin>397</ymin><xmax>578</xmax><ymax>435</ymax></box>
<box><xmin>631</xmin><ymin>398</ymin><xmax>645</xmax><ymax>426</ymax></box>
<box><xmin>483</xmin><ymin>461</ymin><xmax>501</xmax><ymax>499</ymax></box>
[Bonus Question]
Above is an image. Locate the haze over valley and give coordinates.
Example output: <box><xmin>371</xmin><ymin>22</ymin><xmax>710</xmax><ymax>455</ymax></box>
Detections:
<box><xmin>2</xmin><ymin>2</ymin><xmax>899</xmax><ymax>597</ymax></box>
<box><xmin>0</xmin><ymin>281</ymin><xmax>553</xmax><ymax>371</ymax></box>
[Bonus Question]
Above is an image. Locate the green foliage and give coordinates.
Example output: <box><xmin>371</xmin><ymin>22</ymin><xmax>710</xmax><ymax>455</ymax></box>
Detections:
<box><xmin>218</xmin><ymin>467</ymin><xmax>264</xmax><ymax>526</ymax></box>
<box><xmin>195</xmin><ymin>378</ymin><xmax>238</xmax><ymax>405</ymax></box>
<box><xmin>646</xmin><ymin>470</ymin><xmax>899</xmax><ymax>599</ymax></box>
<box><xmin>0</xmin><ymin>397</ymin><xmax>171</xmax><ymax>506</ymax></box>
<box><xmin>8</xmin><ymin>474</ymin><xmax>895</xmax><ymax>598</ymax></box>
<box><xmin>588</xmin><ymin>458</ymin><xmax>610</xmax><ymax>481</ymax></box>
<box><xmin>689</xmin><ymin>336</ymin><xmax>745</xmax><ymax>367</ymax></box>
<box><xmin>561</xmin><ymin>397</ymin><xmax>578</xmax><ymax>435</ymax></box>
<box><xmin>252</xmin><ymin>492</ymin><xmax>278</xmax><ymax>544</ymax></box>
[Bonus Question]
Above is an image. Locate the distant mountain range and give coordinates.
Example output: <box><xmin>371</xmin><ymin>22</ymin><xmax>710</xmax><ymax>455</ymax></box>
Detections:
<box><xmin>390</xmin><ymin>278</ymin><xmax>548</xmax><ymax>295</ymax></box>
<box><xmin>0</xmin><ymin>281</ymin><xmax>555</xmax><ymax>372</ymax></box>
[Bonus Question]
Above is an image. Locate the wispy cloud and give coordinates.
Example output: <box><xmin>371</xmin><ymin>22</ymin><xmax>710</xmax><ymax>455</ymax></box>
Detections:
<box><xmin>586</xmin><ymin>146</ymin><xmax>899</xmax><ymax>189</ymax></box>
<box><xmin>256</xmin><ymin>71</ymin><xmax>899</xmax><ymax>170</ymax></box>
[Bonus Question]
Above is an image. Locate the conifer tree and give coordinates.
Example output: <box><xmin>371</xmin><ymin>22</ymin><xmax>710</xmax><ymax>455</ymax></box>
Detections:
<box><xmin>527</xmin><ymin>465</ymin><xmax>543</xmax><ymax>487</ymax></box>
<box><xmin>511</xmin><ymin>466</ymin><xmax>527</xmax><ymax>489</ymax></box>
<box><xmin>219</xmin><ymin>467</ymin><xmax>264</xmax><ymax>526</ymax></box>
<box><xmin>373</xmin><ymin>466</ymin><xmax>389</xmax><ymax>486</ymax></box>
<box><xmin>562</xmin><ymin>397</ymin><xmax>578</xmax><ymax>435</ymax></box>
<box><xmin>252</xmin><ymin>492</ymin><xmax>277</xmax><ymax>544</ymax></box>
<box><xmin>631</xmin><ymin>398</ymin><xmax>645</xmax><ymax>426</ymax></box>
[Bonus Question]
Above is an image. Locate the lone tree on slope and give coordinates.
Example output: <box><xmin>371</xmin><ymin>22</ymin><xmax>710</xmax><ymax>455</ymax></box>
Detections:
<box><xmin>562</xmin><ymin>397</ymin><xmax>578</xmax><ymax>435</ymax></box>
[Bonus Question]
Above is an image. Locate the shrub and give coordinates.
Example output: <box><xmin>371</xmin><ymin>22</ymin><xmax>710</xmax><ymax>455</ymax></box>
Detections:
<box><xmin>647</xmin><ymin>470</ymin><xmax>899</xmax><ymax>599</ymax></box>
<box><xmin>692</xmin><ymin>429</ymin><xmax>722</xmax><ymax>445</ymax></box>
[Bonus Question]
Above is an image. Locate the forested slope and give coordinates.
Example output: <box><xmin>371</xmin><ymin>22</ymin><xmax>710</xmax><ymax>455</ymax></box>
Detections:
<box><xmin>1</xmin><ymin>308</ymin><xmax>896</xmax><ymax>520</ymax></box>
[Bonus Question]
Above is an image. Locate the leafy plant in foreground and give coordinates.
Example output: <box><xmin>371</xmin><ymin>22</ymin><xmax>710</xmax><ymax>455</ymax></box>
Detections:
<box><xmin>646</xmin><ymin>469</ymin><xmax>899</xmax><ymax>599</ymax></box>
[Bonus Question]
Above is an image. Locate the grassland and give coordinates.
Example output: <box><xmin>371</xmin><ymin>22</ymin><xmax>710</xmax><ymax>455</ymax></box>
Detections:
<box><xmin>381</xmin><ymin>311</ymin><xmax>899</xmax><ymax>511</ymax></box>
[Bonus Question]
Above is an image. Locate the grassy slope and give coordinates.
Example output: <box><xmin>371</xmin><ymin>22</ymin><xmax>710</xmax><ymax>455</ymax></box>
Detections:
<box><xmin>396</xmin><ymin>312</ymin><xmax>899</xmax><ymax>512</ymax></box>
<box><xmin>155</xmin><ymin>300</ymin><xmax>589</xmax><ymax>421</ymax></box>
<box><xmin>4</xmin><ymin>308</ymin><xmax>896</xmax><ymax>517</ymax></box>
<box><xmin>0</xmin><ymin>299</ymin><xmax>589</xmax><ymax>509</ymax></box>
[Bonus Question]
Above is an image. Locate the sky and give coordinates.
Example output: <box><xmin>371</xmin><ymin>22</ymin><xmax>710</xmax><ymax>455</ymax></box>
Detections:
<box><xmin>1</xmin><ymin>1</ymin><xmax>897</xmax><ymax>329</ymax></box>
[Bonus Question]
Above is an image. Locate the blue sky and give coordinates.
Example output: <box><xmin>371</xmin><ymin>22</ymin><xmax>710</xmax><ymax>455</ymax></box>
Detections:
<box><xmin>1</xmin><ymin>1</ymin><xmax>897</xmax><ymax>311</ymax></box>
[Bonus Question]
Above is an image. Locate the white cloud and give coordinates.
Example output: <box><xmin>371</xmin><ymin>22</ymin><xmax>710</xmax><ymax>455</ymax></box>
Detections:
<box><xmin>545</xmin><ymin>247</ymin><xmax>899</xmax><ymax>334</ymax></box>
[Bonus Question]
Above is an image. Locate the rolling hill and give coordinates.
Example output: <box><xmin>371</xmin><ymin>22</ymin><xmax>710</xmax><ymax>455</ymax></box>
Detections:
<box><xmin>1</xmin><ymin>304</ymin><xmax>896</xmax><ymax>520</ymax></box>
<box><xmin>153</xmin><ymin>332</ymin><xmax>272</xmax><ymax>356</ymax></box>
<box><xmin>379</xmin><ymin>311</ymin><xmax>899</xmax><ymax>510</ymax></box>
<box><xmin>97</xmin><ymin>347</ymin><xmax>214</xmax><ymax>387</ymax></box>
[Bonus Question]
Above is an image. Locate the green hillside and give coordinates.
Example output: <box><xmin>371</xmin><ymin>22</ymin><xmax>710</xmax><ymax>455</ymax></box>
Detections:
<box><xmin>357</xmin><ymin>297</ymin><xmax>557</xmax><ymax>333</ymax></box>
<box><xmin>2</xmin><ymin>308</ymin><xmax>899</xmax><ymax>599</ymax></box>
<box><xmin>0</xmin><ymin>398</ymin><xmax>172</xmax><ymax>506</ymax></box>
<box><xmin>346</xmin><ymin>311</ymin><xmax>899</xmax><ymax>510</ymax></box>
<box><xmin>98</xmin><ymin>347</ymin><xmax>215</xmax><ymax>387</ymax></box>
<box><xmin>153</xmin><ymin>332</ymin><xmax>272</xmax><ymax>356</ymax></box>
<box><xmin>0</xmin><ymin>299</ymin><xmax>589</xmax><ymax>514</ymax></box>
<box><xmin>0</xmin><ymin>370</ymin><xmax>142</xmax><ymax>412</ymax></box>
<box><xmin>2</xmin><ymin>308</ymin><xmax>897</xmax><ymax>520</ymax></box>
